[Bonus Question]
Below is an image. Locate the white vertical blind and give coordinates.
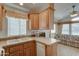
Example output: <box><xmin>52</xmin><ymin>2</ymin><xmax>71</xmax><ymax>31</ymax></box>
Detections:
<box><xmin>71</xmin><ymin>23</ymin><xmax>79</xmax><ymax>35</ymax></box>
<box><xmin>62</xmin><ymin>24</ymin><xmax>69</xmax><ymax>34</ymax></box>
<box><xmin>20</xmin><ymin>19</ymin><xmax>26</xmax><ymax>35</ymax></box>
<box><xmin>61</xmin><ymin>23</ymin><xmax>79</xmax><ymax>35</ymax></box>
<box><xmin>7</xmin><ymin>16</ymin><xmax>27</xmax><ymax>36</ymax></box>
<box><xmin>8</xmin><ymin>17</ymin><xmax>20</xmax><ymax>36</ymax></box>
<box><xmin>51</xmin><ymin>24</ymin><xmax>56</xmax><ymax>33</ymax></box>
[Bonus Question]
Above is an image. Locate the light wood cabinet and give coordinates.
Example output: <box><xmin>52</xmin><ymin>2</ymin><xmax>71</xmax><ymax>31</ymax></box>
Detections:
<box><xmin>0</xmin><ymin>5</ymin><xmax>3</xmax><ymax>19</ymax></box>
<box><xmin>39</xmin><ymin>10</ymin><xmax>49</xmax><ymax>29</ymax></box>
<box><xmin>0</xmin><ymin>5</ymin><xmax>3</xmax><ymax>30</ymax></box>
<box><xmin>28</xmin><ymin>4</ymin><xmax>54</xmax><ymax>30</ymax></box>
<box><xmin>45</xmin><ymin>43</ymin><xmax>57</xmax><ymax>56</ymax></box>
<box><xmin>3</xmin><ymin>40</ymin><xmax>36</xmax><ymax>56</ymax></box>
<box><xmin>36</xmin><ymin>42</ymin><xmax>57</xmax><ymax>56</ymax></box>
<box><xmin>0</xmin><ymin>5</ymin><xmax>6</xmax><ymax>30</ymax></box>
<box><xmin>39</xmin><ymin>6</ymin><xmax>54</xmax><ymax>30</ymax></box>
<box><xmin>3</xmin><ymin>40</ymin><xmax>57</xmax><ymax>56</ymax></box>
<box><xmin>29</xmin><ymin>13</ymin><xmax>39</xmax><ymax>30</ymax></box>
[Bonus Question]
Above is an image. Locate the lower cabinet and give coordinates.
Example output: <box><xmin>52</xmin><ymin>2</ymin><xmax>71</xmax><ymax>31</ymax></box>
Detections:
<box><xmin>3</xmin><ymin>40</ymin><xmax>57</xmax><ymax>56</ymax></box>
<box><xmin>24</xmin><ymin>48</ymin><xmax>32</xmax><ymax>56</ymax></box>
<box><xmin>36</xmin><ymin>42</ymin><xmax>57</xmax><ymax>56</ymax></box>
<box><xmin>3</xmin><ymin>40</ymin><xmax>36</xmax><ymax>56</ymax></box>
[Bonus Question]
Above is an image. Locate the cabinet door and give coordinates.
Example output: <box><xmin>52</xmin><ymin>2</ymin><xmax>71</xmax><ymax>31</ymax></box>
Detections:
<box><xmin>29</xmin><ymin>14</ymin><xmax>39</xmax><ymax>30</ymax></box>
<box><xmin>0</xmin><ymin>6</ymin><xmax>3</xmax><ymax>30</ymax></box>
<box><xmin>24</xmin><ymin>48</ymin><xmax>31</xmax><ymax>56</ymax></box>
<box><xmin>24</xmin><ymin>41</ymin><xmax>36</xmax><ymax>56</ymax></box>
<box><xmin>33</xmin><ymin>14</ymin><xmax>39</xmax><ymax>30</ymax></box>
<box><xmin>0</xmin><ymin>5</ymin><xmax>6</xmax><ymax>30</ymax></box>
<box><xmin>39</xmin><ymin>10</ymin><xmax>49</xmax><ymax>30</ymax></box>
<box><xmin>29</xmin><ymin>14</ymin><xmax>34</xmax><ymax>30</ymax></box>
<box><xmin>4</xmin><ymin>41</ymin><xmax>36</xmax><ymax>56</ymax></box>
<box><xmin>5</xmin><ymin>44</ymin><xmax>24</xmax><ymax>56</ymax></box>
<box><xmin>48</xmin><ymin>8</ymin><xmax>54</xmax><ymax>29</ymax></box>
<box><xmin>36</xmin><ymin>42</ymin><xmax>45</xmax><ymax>56</ymax></box>
<box><xmin>0</xmin><ymin>5</ymin><xmax>3</xmax><ymax>19</ymax></box>
<box><xmin>30</xmin><ymin>45</ymin><xmax>36</xmax><ymax>56</ymax></box>
<box><xmin>4</xmin><ymin>48</ymin><xmax>10</xmax><ymax>56</ymax></box>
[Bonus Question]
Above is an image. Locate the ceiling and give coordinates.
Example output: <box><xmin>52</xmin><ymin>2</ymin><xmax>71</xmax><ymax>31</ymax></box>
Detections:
<box><xmin>2</xmin><ymin>3</ymin><xmax>79</xmax><ymax>20</ymax></box>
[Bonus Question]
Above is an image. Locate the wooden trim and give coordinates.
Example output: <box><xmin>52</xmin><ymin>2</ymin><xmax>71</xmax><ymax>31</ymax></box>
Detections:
<box><xmin>28</xmin><ymin>12</ymin><xmax>39</xmax><ymax>14</ymax></box>
<box><xmin>28</xmin><ymin>3</ymin><xmax>54</xmax><ymax>15</ymax></box>
<box><xmin>39</xmin><ymin>3</ymin><xmax>54</xmax><ymax>14</ymax></box>
<box><xmin>39</xmin><ymin>7</ymin><xmax>54</xmax><ymax>14</ymax></box>
<box><xmin>6</xmin><ymin>11</ymin><xmax>28</xmax><ymax>19</ymax></box>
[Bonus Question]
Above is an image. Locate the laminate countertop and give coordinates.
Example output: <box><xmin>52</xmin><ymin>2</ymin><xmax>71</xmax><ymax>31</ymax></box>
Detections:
<box><xmin>0</xmin><ymin>37</ymin><xmax>59</xmax><ymax>50</ymax></box>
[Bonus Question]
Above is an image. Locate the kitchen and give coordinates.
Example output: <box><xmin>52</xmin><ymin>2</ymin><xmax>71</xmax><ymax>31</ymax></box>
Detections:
<box><xmin>0</xmin><ymin>3</ymin><xmax>79</xmax><ymax>56</ymax></box>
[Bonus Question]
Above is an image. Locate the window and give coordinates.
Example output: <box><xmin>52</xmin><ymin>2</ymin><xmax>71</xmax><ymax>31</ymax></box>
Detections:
<box><xmin>71</xmin><ymin>23</ymin><xmax>79</xmax><ymax>35</ymax></box>
<box><xmin>20</xmin><ymin>19</ymin><xmax>26</xmax><ymax>35</ymax></box>
<box><xmin>8</xmin><ymin>17</ymin><xmax>20</xmax><ymax>36</ymax></box>
<box><xmin>7</xmin><ymin>16</ymin><xmax>27</xmax><ymax>36</ymax></box>
<box><xmin>62</xmin><ymin>24</ymin><xmax>69</xmax><ymax>34</ymax></box>
<box><xmin>51</xmin><ymin>24</ymin><xmax>56</xmax><ymax>33</ymax></box>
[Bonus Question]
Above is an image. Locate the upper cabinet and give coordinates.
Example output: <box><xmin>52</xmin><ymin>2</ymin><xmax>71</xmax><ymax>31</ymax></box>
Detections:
<box><xmin>29</xmin><ymin>13</ymin><xmax>39</xmax><ymax>30</ymax></box>
<box><xmin>39</xmin><ymin>4</ymin><xmax>54</xmax><ymax>30</ymax></box>
<box><xmin>0</xmin><ymin>5</ymin><xmax>6</xmax><ymax>30</ymax></box>
<box><xmin>39</xmin><ymin>9</ymin><xmax>49</xmax><ymax>29</ymax></box>
<box><xmin>28</xmin><ymin>4</ymin><xmax>54</xmax><ymax>30</ymax></box>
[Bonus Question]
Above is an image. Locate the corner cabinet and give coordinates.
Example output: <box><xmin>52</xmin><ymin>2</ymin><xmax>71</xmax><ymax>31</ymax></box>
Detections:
<box><xmin>28</xmin><ymin>13</ymin><xmax>39</xmax><ymax>30</ymax></box>
<box><xmin>28</xmin><ymin>4</ymin><xmax>54</xmax><ymax>30</ymax></box>
<box><xmin>39</xmin><ymin>10</ymin><xmax>49</xmax><ymax>29</ymax></box>
<box><xmin>39</xmin><ymin>7</ymin><xmax>54</xmax><ymax>30</ymax></box>
<box><xmin>36</xmin><ymin>42</ymin><xmax>57</xmax><ymax>56</ymax></box>
<box><xmin>3</xmin><ymin>40</ymin><xmax>57</xmax><ymax>56</ymax></box>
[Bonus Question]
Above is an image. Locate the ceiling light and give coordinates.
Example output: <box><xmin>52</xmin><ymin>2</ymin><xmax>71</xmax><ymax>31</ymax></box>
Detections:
<box><xmin>70</xmin><ymin>5</ymin><xmax>78</xmax><ymax>17</ymax></box>
<box><xmin>70</xmin><ymin>13</ymin><xmax>78</xmax><ymax>17</ymax></box>
<box><xmin>20</xmin><ymin>3</ymin><xmax>23</xmax><ymax>5</ymax></box>
<box><xmin>72</xmin><ymin>17</ymin><xmax>79</xmax><ymax>21</ymax></box>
